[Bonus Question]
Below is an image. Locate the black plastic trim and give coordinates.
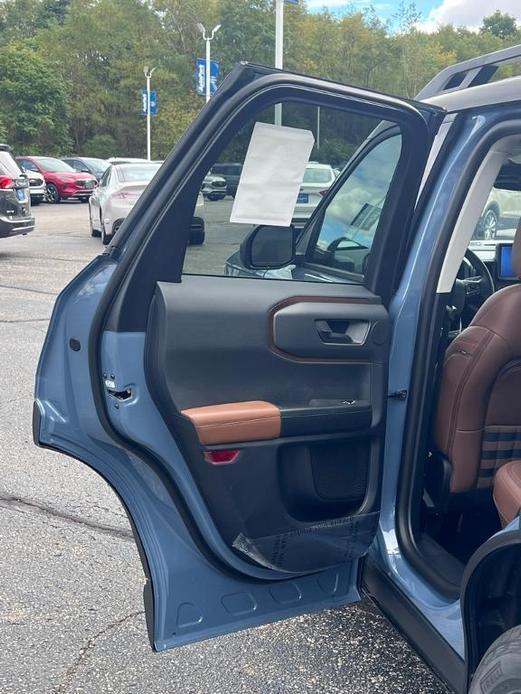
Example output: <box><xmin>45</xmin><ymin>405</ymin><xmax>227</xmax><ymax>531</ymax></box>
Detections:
<box><xmin>280</xmin><ymin>402</ymin><xmax>372</xmax><ymax>437</ymax></box>
<box><xmin>417</xmin><ymin>43</ymin><xmax>521</xmax><ymax>100</ymax></box>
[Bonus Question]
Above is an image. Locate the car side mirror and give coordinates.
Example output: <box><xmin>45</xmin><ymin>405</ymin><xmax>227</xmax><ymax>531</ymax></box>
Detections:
<box><xmin>239</xmin><ymin>224</ymin><xmax>296</xmax><ymax>269</ymax></box>
<box><xmin>80</xmin><ymin>167</ymin><xmax>90</xmax><ymax>173</ymax></box>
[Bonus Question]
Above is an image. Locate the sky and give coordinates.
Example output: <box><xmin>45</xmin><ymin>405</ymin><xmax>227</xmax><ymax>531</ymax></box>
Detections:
<box><xmin>305</xmin><ymin>0</ymin><xmax>521</xmax><ymax>30</ymax></box>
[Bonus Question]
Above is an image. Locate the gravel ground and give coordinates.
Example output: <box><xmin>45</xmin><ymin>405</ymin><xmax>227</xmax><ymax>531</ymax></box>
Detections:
<box><xmin>0</xmin><ymin>201</ymin><xmax>450</xmax><ymax>693</ymax></box>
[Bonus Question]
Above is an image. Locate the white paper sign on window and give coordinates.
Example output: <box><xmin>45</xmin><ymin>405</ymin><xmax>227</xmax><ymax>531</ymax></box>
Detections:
<box><xmin>230</xmin><ymin>122</ymin><xmax>315</xmax><ymax>227</ymax></box>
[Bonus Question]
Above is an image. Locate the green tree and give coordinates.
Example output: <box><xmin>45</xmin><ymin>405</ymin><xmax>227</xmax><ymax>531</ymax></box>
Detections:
<box><xmin>481</xmin><ymin>11</ymin><xmax>519</xmax><ymax>40</ymax></box>
<box><xmin>0</xmin><ymin>43</ymin><xmax>69</xmax><ymax>153</ymax></box>
<box><xmin>0</xmin><ymin>0</ymin><xmax>70</xmax><ymax>44</ymax></box>
<box><xmin>83</xmin><ymin>134</ymin><xmax>118</xmax><ymax>159</ymax></box>
<box><xmin>37</xmin><ymin>0</ymin><xmax>164</xmax><ymax>154</ymax></box>
<box><xmin>217</xmin><ymin>0</ymin><xmax>274</xmax><ymax>75</ymax></box>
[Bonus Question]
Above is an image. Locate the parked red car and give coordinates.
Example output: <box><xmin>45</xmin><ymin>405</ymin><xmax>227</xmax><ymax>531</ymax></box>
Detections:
<box><xmin>16</xmin><ymin>156</ymin><xmax>97</xmax><ymax>203</ymax></box>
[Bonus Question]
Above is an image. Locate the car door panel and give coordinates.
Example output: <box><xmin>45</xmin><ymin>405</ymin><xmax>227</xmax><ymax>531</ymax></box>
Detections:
<box><xmin>35</xmin><ymin>63</ymin><xmax>444</xmax><ymax>650</ymax></box>
<box><xmin>141</xmin><ymin>275</ymin><xmax>386</xmax><ymax>573</ymax></box>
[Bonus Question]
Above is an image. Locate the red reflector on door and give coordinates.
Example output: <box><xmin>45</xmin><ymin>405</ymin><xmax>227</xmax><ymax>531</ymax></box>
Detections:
<box><xmin>204</xmin><ymin>449</ymin><xmax>240</xmax><ymax>465</ymax></box>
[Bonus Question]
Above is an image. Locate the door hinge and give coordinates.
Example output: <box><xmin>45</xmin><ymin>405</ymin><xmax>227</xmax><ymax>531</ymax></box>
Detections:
<box><xmin>388</xmin><ymin>389</ymin><xmax>408</xmax><ymax>401</ymax></box>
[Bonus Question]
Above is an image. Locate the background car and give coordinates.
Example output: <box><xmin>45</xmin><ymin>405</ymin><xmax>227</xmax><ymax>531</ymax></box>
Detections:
<box><xmin>210</xmin><ymin>162</ymin><xmax>243</xmax><ymax>197</ymax></box>
<box><xmin>16</xmin><ymin>156</ymin><xmax>97</xmax><ymax>203</ymax></box>
<box><xmin>107</xmin><ymin>157</ymin><xmax>148</xmax><ymax>165</ymax></box>
<box><xmin>291</xmin><ymin>162</ymin><xmax>336</xmax><ymax>226</ymax></box>
<box><xmin>0</xmin><ymin>144</ymin><xmax>34</xmax><ymax>238</ymax></box>
<box><xmin>202</xmin><ymin>173</ymin><xmax>227</xmax><ymax>200</ymax></box>
<box><xmin>89</xmin><ymin>162</ymin><xmax>205</xmax><ymax>246</ymax></box>
<box><xmin>475</xmin><ymin>182</ymin><xmax>521</xmax><ymax>239</ymax></box>
<box><xmin>89</xmin><ymin>162</ymin><xmax>205</xmax><ymax>245</ymax></box>
<box><xmin>89</xmin><ymin>162</ymin><xmax>157</xmax><ymax>244</ymax></box>
<box><xmin>62</xmin><ymin>156</ymin><xmax>110</xmax><ymax>182</ymax></box>
<box><xmin>23</xmin><ymin>168</ymin><xmax>46</xmax><ymax>205</ymax></box>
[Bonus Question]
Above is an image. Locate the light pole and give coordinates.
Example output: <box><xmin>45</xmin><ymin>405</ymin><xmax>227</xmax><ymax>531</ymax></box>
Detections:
<box><xmin>143</xmin><ymin>65</ymin><xmax>156</xmax><ymax>161</ymax></box>
<box><xmin>196</xmin><ymin>23</ymin><xmax>221</xmax><ymax>103</ymax></box>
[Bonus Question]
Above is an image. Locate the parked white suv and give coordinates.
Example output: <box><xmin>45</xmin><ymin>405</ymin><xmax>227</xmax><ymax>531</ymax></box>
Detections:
<box><xmin>24</xmin><ymin>169</ymin><xmax>47</xmax><ymax>205</ymax></box>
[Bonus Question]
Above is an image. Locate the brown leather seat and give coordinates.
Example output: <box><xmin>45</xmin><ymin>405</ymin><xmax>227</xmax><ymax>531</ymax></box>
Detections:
<box><xmin>493</xmin><ymin>460</ymin><xmax>521</xmax><ymax>526</ymax></box>
<box><xmin>434</xmin><ymin>224</ymin><xmax>521</xmax><ymax>493</ymax></box>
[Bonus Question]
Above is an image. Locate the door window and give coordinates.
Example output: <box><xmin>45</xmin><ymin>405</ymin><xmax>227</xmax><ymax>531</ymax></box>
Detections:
<box><xmin>308</xmin><ymin>135</ymin><xmax>402</xmax><ymax>277</ymax></box>
<box><xmin>183</xmin><ymin>102</ymin><xmax>404</xmax><ymax>284</ymax></box>
<box><xmin>19</xmin><ymin>158</ymin><xmax>39</xmax><ymax>172</ymax></box>
<box><xmin>98</xmin><ymin>168</ymin><xmax>111</xmax><ymax>188</ymax></box>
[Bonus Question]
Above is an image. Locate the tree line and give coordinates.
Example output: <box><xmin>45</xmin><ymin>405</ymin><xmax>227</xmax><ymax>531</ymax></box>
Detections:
<box><xmin>0</xmin><ymin>0</ymin><xmax>519</xmax><ymax>159</ymax></box>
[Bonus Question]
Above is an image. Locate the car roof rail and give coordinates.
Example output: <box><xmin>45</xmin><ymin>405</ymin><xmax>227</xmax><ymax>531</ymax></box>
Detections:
<box><xmin>416</xmin><ymin>43</ymin><xmax>521</xmax><ymax>100</ymax></box>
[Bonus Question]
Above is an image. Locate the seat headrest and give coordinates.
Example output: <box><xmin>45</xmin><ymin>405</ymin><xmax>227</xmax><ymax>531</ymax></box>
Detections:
<box><xmin>513</xmin><ymin>217</ymin><xmax>521</xmax><ymax>279</ymax></box>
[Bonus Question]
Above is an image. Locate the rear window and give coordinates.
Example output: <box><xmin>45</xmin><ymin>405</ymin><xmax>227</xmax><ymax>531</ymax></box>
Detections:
<box><xmin>82</xmin><ymin>157</ymin><xmax>110</xmax><ymax>175</ymax></box>
<box><xmin>213</xmin><ymin>164</ymin><xmax>242</xmax><ymax>176</ymax></box>
<box><xmin>0</xmin><ymin>151</ymin><xmax>22</xmax><ymax>177</ymax></box>
<box><xmin>303</xmin><ymin>166</ymin><xmax>334</xmax><ymax>184</ymax></box>
<box><xmin>116</xmin><ymin>163</ymin><xmax>161</xmax><ymax>182</ymax></box>
<box><xmin>35</xmin><ymin>157</ymin><xmax>75</xmax><ymax>172</ymax></box>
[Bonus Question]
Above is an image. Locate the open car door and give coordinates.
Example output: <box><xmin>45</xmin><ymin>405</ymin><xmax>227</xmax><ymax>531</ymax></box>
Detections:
<box><xmin>34</xmin><ymin>64</ymin><xmax>445</xmax><ymax>650</ymax></box>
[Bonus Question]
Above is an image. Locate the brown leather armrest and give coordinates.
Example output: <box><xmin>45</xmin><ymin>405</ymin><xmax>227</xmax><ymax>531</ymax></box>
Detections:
<box><xmin>182</xmin><ymin>401</ymin><xmax>281</xmax><ymax>445</ymax></box>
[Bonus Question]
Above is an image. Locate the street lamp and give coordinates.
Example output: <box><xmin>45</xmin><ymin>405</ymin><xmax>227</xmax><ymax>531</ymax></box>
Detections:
<box><xmin>196</xmin><ymin>23</ymin><xmax>221</xmax><ymax>103</ymax></box>
<box><xmin>143</xmin><ymin>65</ymin><xmax>156</xmax><ymax>161</ymax></box>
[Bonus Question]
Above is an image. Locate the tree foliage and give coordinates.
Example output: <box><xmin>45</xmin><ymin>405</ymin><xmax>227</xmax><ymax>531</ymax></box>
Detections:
<box><xmin>0</xmin><ymin>43</ymin><xmax>69</xmax><ymax>153</ymax></box>
<box><xmin>0</xmin><ymin>1</ymin><xmax>518</xmax><ymax>157</ymax></box>
<box><xmin>481</xmin><ymin>10</ymin><xmax>518</xmax><ymax>39</ymax></box>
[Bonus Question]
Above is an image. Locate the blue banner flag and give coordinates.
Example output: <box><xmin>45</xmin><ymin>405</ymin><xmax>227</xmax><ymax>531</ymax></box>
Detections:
<box><xmin>195</xmin><ymin>58</ymin><xmax>220</xmax><ymax>96</ymax></box>
<box><xmin>141</xmin><ymin>89</ymin><xmax>158</xmax><ymax>116</ymax></box>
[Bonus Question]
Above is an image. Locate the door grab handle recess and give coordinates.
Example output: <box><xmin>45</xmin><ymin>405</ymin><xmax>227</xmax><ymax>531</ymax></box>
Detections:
<box><xmin>315</xmin><ymin>319</ymin><xmax>369</xmax><ymax>345</ymax></box>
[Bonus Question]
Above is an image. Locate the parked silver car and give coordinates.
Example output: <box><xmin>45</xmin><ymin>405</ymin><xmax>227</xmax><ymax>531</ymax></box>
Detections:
<box><xmin>89</xmin><ymin>162</ymin><xmax>205</xmax><ymax>245</ymax></box>
<box><xmin>89</xmin><ymin>162</ymin><xmax>162</xmax><ymax>244</ymax></box>
<box><xmin>291</xmin><ymin>162</ymin><xmax>336</xmax><ymax>226</ymax></box>
<box><xmin>202</xmin><ymin>173</ymin><xmax>227</xmax><ymax>200</ymax></box>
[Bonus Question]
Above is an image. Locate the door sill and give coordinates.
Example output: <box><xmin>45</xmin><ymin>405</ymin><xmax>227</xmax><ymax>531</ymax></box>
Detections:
<box><xmin>362</xmin><ymin>558</ymin><xmax>465</xmax><ymax>694</ymax></box>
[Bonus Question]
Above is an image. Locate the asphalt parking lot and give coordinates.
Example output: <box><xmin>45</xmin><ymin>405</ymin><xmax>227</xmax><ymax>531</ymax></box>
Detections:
<box><xmin>0</xmin><ymin>201</ymin><xmax>449</xmax><ymax>693</ymax></box>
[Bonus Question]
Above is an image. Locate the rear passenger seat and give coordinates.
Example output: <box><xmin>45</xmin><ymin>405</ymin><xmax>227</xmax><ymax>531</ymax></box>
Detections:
<box><xmin>493</xmin><ymin>461</ymin><xmax>521</xmax><ymax>526</ymax></box>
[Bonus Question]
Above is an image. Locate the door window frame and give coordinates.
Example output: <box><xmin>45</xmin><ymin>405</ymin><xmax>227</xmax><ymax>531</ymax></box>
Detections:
<box><xmin>102</xmin><ymin>71</ymin><xmax>443</xmax><ymax>334</ymax></box>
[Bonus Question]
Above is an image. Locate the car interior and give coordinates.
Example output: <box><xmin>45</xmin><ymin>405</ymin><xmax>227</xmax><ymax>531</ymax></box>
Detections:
<box><xmin>414</xmin><ymin>151</ymin><xmax>521</xmax><ymax>590</ymax></box>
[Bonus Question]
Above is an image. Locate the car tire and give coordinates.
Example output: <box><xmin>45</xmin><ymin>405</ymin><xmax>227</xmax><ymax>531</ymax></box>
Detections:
<box><xmin>31</xmin><ymin>198</ymin><xmax>40</xmax><ymax>206</ymax></box>
<box><xmin>101</xmin><ymin>217</ymin><xmax>112</xmax><ymax>246</ymax></box>
<box><xmin>480</xmin><ymin>207</ymin><xmax>499</xmax><ymax>240</ymax></box>
<box><xmin>189</xmin><ymin>228</ymin><xmax>205</xmax><ymax>245</ymax></box>
<box><xmin>470</xmin><ymin>625</ymin><xmax>521</xmax><ymax>694</ymax></box>
<box><xmin>46</xmin><ymin>183</ymin><xmax>60</xmax><ymax>204</ymax></box>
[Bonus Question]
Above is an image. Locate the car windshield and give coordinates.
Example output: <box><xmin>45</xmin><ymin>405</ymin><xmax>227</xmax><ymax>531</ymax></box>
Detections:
<box><xmin>81</xmin><ymin>157</ymin><xmax>110</xmax><ymax>175</ymax></box>
<box><xmin>116</xmin><ymin>163</ymin><xmax>161</xmax><ymax>182</ymax></box>
<box><xmin>35</xmin><ymin>157</ymin><xmax>75</xmax><ymax>172</ymax></box>
<box><xmin>303</xmin><ymin>166</ymin><xmax>333</xmax><ymax>184</ymax></box>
